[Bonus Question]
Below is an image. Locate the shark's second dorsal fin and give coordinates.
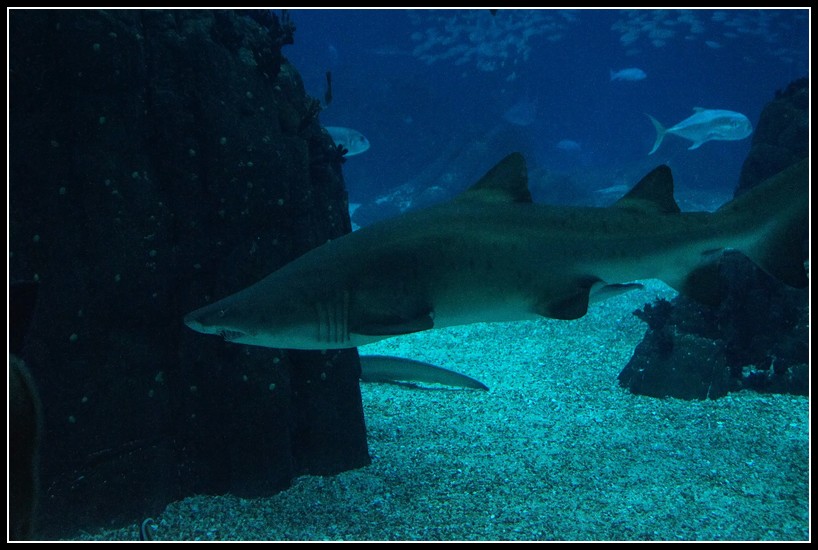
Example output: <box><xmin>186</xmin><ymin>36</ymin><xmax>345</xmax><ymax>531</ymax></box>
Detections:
<box><xmin>613</xmin><ymin>165</ymin><xmax>680</xmax><ymax>214</ymax></box>
<box><xmin>456</xmin><ymin>152</ymin><xmax>533</xmax><ymax>204</ymax></box>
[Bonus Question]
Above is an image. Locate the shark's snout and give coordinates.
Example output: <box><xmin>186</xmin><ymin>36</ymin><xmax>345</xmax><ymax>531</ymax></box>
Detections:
<box><xmin>183</xmin><ymin>311</ymin><xmax>202</xmax><ymax>331</ymax></box>
<box><xmin>184</xmin><ymin>302</ymin><xmax>251</xmax><ymax>343</ymax></box>
<box><xmin>183</xmin><ymin>303</ymin><xmax>225</xmax><ymax>335</ymax></box>
<box><xmin>183</xmin><ymin>309</ymin><xmax>210</xmax><ymax>335</ymax></box>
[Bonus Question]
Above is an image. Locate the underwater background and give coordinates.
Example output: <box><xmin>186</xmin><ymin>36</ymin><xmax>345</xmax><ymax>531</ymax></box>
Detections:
<box><xmin>8</xmin><ymin>9</ymin><xmax>809</xmax><ymax>541</ymax></box>
<box><xmin>286</xmin><ymin>9</ymin><xmax>808</xmax><ymax>220</ymax></box>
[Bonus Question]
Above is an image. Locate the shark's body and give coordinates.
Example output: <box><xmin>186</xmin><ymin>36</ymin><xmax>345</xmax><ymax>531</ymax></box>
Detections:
<box><xmin>184</xmin><ymin>153</ymin><xmax>807</xmax><ymax>350</ymax></box>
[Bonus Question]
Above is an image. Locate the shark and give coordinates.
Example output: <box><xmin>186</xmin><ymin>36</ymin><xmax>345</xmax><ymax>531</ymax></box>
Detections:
<box><xmin>359</xmin><ymin>355</ymin><xmax>488</xmax><ymax>390</ymax></box>
<box><xmin>184</xmin><ymin>153</ymin><xmax>807</xmax><ymax>350</ymax></box>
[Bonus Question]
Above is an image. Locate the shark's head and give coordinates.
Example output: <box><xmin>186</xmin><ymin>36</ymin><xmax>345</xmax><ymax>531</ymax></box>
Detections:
<box><xmin>184</xmin><ymin>299</ymin><xmax>254</xmax><ymax>344</ymax></box>
<box><xmin>184</xmin><ymin>282</ymin><xmax>354</xmax><ymax>350</ymax></box>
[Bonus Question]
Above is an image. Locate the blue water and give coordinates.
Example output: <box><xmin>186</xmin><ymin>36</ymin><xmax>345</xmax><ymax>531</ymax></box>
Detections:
<box><xmin>284</xmin><ymin>9</ymin><xmax>808</xmax><ymax>209</ymax></box>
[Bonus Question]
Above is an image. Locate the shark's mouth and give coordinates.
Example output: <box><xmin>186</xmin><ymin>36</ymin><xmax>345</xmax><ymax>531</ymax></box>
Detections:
<box><xmin>219</xmin><ymin>329</ymin><xmax>245</xmax><ymax>342</ymax></box>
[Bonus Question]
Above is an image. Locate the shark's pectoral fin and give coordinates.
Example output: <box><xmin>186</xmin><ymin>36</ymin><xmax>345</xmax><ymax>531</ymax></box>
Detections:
<box><xmin>534</xmin><ymin>281</ymin><xmax>597</xmax><ymax>320</ymax></box>
<box><xmin>536</xmin><ymin>279</ymin><xmax>643</xmax><ymax>320</ymax></box>
<box><xmin>354</xmin><ymin>311</ymin><xmax>434</xmax><ymax>337</ymax></box>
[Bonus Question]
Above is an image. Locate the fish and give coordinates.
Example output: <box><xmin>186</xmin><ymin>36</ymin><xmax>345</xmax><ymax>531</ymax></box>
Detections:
<box><xmin>610</xmin><ymin>67</ymin><xmax>647</xmax><ymax>81</ymax></box>
<box><xmin>359</xmin><ymin>355</ymin><xmax>488</xmax><ymax>390</ymax></box>
<box><xmin>647</xmin><ymin>108</ymin><xmax>753</xmax><ymax>154</ymax></box>
<box><xmin>325</xmin><ymin>126</ymin><xmax>370</xmax><ymax>156</ymax></box>
<box><xmin>503</xmin><ymin>95</ymin><xmax>538</xmax><ymax>126</ymax></box>
<box><xmin>184</xmin><ymin>153</ymin><xmax>807</xmax><ymax>350</ymax></box>
<box><xmin>555</xmin><ymin>139</ymin><xmax>581</xmax><ymax>152</ymax></box>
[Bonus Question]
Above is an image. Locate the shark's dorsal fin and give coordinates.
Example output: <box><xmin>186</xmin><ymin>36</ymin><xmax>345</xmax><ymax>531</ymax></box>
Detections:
<box><xmin>613</xmin><ymin>165</ymin><xmax>680</xmax><ymax>214</ymax></box>
<box><xmin>456</xmin><ymin>152</ymin><xmax>533</xmax><ymax>204</ymax></box>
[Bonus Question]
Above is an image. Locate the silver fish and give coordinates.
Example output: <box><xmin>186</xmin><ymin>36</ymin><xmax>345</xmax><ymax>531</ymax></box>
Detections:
<box><xmin>610</xmin><ymin>67</ymin><xmax>647</xmax><ymax>81</ymax></box>
<box><xmin>325</xmin><ymin>126</ymin><xmax>370</xmax><ymax>156</ymax></box>
<box><xmin>647</xmin><ymin>108</ymin><xmax>752</xmax><ymax>154</ymax></box>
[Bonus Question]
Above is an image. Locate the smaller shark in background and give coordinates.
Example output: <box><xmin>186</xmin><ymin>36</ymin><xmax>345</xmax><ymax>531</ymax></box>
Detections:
<box><xmin>647</xmin><ymin>108</ymin><xmax>753</xmax><ymax>154</ymax></box>
<box><xmin>360</xmin><ymin>355</ymin><xmax>488</xmax><ymax>390</ymax></box>
<box><xmin>184</xmin><ymin>153</ymin><xmax>807</xmax><ymax>351</ymax></box>
<box><xmin>325</xmin><ymin>126</ymin><xmax>370</xmax><ymax>156</ymax></box>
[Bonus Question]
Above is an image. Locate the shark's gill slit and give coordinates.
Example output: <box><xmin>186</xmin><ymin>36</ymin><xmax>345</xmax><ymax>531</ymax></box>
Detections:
<box><xmin>315</xmin><ymin>301</ymin><xmax>327</xmax><ymax>344</ymax></box>
<box><xmin>328</xmin><ymin>291</ymin><xmax>349</xmax><ymax>344</ymax></box>
<box><xmin>332</xmin><ymin>295</ymin><xmax>341</xmax><ymax>344</ymax></box>
<box><xmin>220</xmin><ymin>329</ymin><xmax>243</xmax><ymax>341</ymax></box>
<box><xmin>328</xmin><ymin>298</ymin><xmax>337</xmax><ymax>344</ymax></box>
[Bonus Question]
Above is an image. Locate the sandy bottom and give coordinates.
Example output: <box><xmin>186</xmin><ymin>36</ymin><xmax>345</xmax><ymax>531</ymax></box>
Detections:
<box><xmin>76</xmin><ymin>281</ymin><xmax>809</xmax><ymax>541</ymax></box>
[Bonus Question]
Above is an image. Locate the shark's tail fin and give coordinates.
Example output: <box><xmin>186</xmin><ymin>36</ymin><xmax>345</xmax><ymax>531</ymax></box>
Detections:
<box><xmin>718</xmin><ymin>159</ymin><xmax>809</xmax><ymax>289</ymax></box>
<box><xmin>646</xmin><ymin>114</ymin><xmax>666</xmax><ymax>155</ymax></box>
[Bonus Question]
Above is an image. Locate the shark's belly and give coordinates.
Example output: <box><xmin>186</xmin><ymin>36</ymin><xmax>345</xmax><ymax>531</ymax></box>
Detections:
<box><xmin>431</xmin><ymin>290</ymin><xmax>540</xmax><ymax>328</ymax></box>
<box><xmin>422</xmin><ymin>260</ymin><xmax>545</xmax><ymax>328</ymax></box>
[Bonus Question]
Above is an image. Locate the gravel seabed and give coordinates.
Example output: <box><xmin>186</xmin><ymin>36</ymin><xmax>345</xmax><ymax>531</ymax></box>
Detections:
<box><xmin>76</xmin><ymin>281</ymin><xmax>809</xmax><ymax>541</ymax></box>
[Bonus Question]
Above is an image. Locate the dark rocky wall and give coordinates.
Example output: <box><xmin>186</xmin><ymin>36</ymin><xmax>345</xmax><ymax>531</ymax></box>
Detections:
<box><xmin>735</xmin><ymin>77</ymin><xmax>809</xmax><ymax>197</ymax></box>
<box><xmin>9</xmin><ymin>9</ymin><xmax>369</xmax><ymax>539</ymax></box>
<box><xmin>619</xmin><ymin>78</ymin><xmax>809</xmax><ymax>400</ymax></box>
